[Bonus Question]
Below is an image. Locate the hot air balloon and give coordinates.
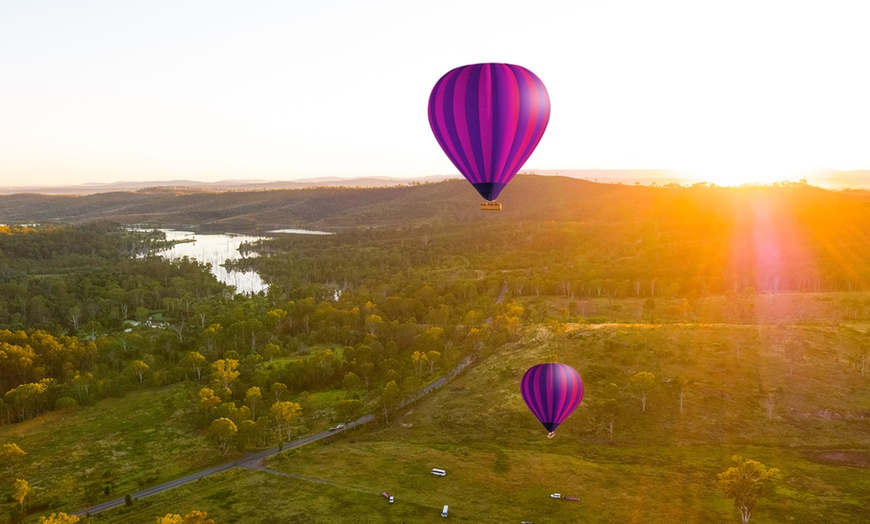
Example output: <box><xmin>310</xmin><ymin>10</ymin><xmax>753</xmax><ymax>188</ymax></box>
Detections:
<box><xmin>520</xmin><ymin>363</ymin><xmax>583</xmax><ymax>438</ymax></box>
<box><xmin>428</xmin><ymin>63</ymin><xmax>550</xmax><ymax>210</ymax></box>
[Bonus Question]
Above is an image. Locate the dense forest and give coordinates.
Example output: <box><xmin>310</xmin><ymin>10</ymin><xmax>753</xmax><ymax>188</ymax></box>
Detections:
<box><xmin>5</xmin><ymin>180</ymin><xmax>870</xmax><ymax>425</ymax></box>
<box><xmin>0</xmin><ymin>222</ymin><xmax>509</xmax><ymax>427</ymax></box>
<box><xmin>2</xmin><ymin>179</ymin><xmax>870</xmax><ymax>522</ymax></box>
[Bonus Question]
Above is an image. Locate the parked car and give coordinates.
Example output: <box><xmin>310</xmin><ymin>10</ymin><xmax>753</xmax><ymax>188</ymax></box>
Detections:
<box><xmin>550</xmin><ymin>493</ymin><xmax>561</xmax><ymax>499</ymax></box>
<box><xmin>382</xmin><ymin>492</ymin><xmax>394</xmax><ymax>504</ymax></box>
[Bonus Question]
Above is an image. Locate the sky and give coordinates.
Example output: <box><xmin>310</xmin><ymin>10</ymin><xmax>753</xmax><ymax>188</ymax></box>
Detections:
<box><xmin>2</xmin><ymin>0</ymin><xmax>870</xmax><ymax>187</ymax></box>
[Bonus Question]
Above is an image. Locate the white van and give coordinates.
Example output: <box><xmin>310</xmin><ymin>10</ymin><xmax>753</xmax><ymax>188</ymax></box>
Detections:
<box><xmin>431</xmin><ymin>468</ymin><xmax>446</xmax><ymax>476</ymax></box>
<box><xmin>441</xmin><ymin>504</ymin><xmax>449</xmax><ymax>517</ymax></box>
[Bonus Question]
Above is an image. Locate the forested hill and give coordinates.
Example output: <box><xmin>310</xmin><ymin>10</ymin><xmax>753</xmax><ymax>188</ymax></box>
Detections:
<box><xmin>3</xmin><ymin>175</ymin><xmax>869</xmax><ymax>233</ymax></box>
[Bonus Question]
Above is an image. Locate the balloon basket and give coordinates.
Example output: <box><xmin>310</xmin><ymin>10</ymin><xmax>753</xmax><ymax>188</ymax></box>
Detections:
<box><xmin>480</xmin><ymin>201</ymin><xmax>502</xmax><ymax>211</ymax></box>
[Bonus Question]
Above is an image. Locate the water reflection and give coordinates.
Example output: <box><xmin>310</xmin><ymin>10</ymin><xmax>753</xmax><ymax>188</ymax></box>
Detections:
<box><xmin>150</xmin><ymin>229</ymin><xmax>268</xmax><ymax>295</ymax></box>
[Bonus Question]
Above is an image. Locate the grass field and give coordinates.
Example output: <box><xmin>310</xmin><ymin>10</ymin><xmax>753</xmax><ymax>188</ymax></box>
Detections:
<box><xmin>5</xmin><ymin>293</ymin><xmax>870</xmax><ymax>523</ymax></box>
<box><xmin>0</xmin><ymin>383</ymin><xmax>218</xmax><ymax>524</ymax></box>
<box><xmin>543</xmin><ymin>291</ymin><xmax>870</xmax><ymax>326</ymax></box>
<box><xmin>253</xmin><ymin>323</ymin><xmax>870</xmax><ymax>523</ymax></box>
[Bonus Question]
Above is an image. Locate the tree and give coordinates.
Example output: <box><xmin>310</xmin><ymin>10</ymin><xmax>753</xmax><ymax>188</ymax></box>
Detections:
<box><xmin>207</xmin><ymin>418</ymin><xmax>238</xmax><ymax>456</ymax></box>
<box><xmin>335</xmin><ymin>398</ymin><xmax>363</xmax><ymax>426</ymax></box>
<box><xmin>642</xmin><ymin>298</ymin><xmax>656</xmax><ymax>322</ymax></box>
<box><xmin>402</xmin><ymin>375</ymin><xmax>422</xmax><ymax>396</ymax></box>
<box><xmin>38</xmin><ymin>513</ymin><xmax>80</xmax><ymax>524</ymax></box>
<box><xmin>271</xmin><ymin>401</ymin><xmax>302</xmax><ymax>442</ymax></box>
<box><xmin>255</xmin><ymin>415</ymin><xmax>274</xmax><ymax>447</ymax></box>
<box><xmin>128</xmin><ymin>359</ymin><xmax>150</xmax><ymax>384</ymax></box>
<box><xmin>244</xmin><ymin>387</ymin><xmax>263</xmax><ymax>420</ymax></box>
<box><xmin>0</xmin><ymin>442</ymin><xmax>26</xmax><ymax>474</ymax></box>
<box><xmin>156</xmin><ymin>511</ymin><xmax>215</xmax><ymax>524</ymax></box>
<box><xmin>410</xmin><ymin>351</ymin><xmax>426</xmax><ymax>377</ymax></box>
<box><xmin>13</xmin><ymin>477</ymin><xmax>30</xmax><ymax>509</ymax></box>
<box><xmin>211</xmin><ymin>359</ymin><xmax>240</xmax><ymax>390</ymax></box>
<box><xmin>197</xmin><ymin>387</ymin><xmax>222</xmax><ymax>413</ymax></box>
<box><xmin>717</xmin><ymin>456</ymin><xmax>779</xmax><ymax>524</ymax></box>
<box><xmin>181</xmin><ymin>351</ymin><xmax>207</xmax><ymax>380</ymax></box>
<box><xmin>262</xmin><ymin>342</ymin><xmax>282</xmax><ymax>363</ymax></box>
<box><xmin>783</xmin><ymin>341</ymin><xmax>803</xmax><ymax>377</ymax></box>
<box><xmin>630</xmin><ymin>371</ymin><xmax>656</xmax><ymax>412</ymax></box>
<box><xmin>592</xmin><ymin>383</ymin><xmax>619</xmax><ymax>443</ymax></box>
<box><xmin>236</xmin><ymin>419</ymin><xmax>257</xmax><ymax>450</ymax></box>
<box><xmin>675</xmin><ymin>375</ymin><xmax>691</xmax><ymax>415</ymax></box>
<box><xmin>763</xmin><ymin>393</ymin><xmax>776</xmax><ymax>422</ymax></box>
<box><xmin>270</xmin><ymin>382</ymin><xmax>288</xmax><ymax>402</ymax></box>
<box><xmin>342</xmin><ymin>372</ymin><xmax>362</xmax><ymax>391</ymax></box>
<box><xmin>182</xmin><ymin>510</ymin><xmax>215</xmax><ymax>524</ymax></box>
<box><xmin>850</xmin><ymin>342</ymin><xmax>869</xmax><ymax>377</ymax></box>
<box><xmin>425</xmin><ymin>350</ymin><xmax>441</xmax><ymax>375</ymax></box>
<box><xmin>382</xmin><ymin>380</ymin><xmax>401</xmax><ymax>424</ymax></box>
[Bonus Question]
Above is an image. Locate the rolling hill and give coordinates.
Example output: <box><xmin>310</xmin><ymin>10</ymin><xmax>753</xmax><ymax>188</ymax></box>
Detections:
<box><xmin>1</xmin><ymin>176</ymin><xmax>868</xmax><ymax>234</ymax></box>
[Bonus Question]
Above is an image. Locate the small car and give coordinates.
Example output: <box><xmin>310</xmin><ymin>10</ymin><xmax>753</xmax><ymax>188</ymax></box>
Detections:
<box><xmin>550</xmin><ymin>493</ymin><xmax>561</xmax><ymax>499</ymax></box>
<box><xmin>382</xmin><ymin>492</ymin><xmax>394</xmax><ymax>504</ymax></box>
<box><xmin>329</xmin><ymin>423</ymin><xmax>346</xmax><ymax>431</ymax></box>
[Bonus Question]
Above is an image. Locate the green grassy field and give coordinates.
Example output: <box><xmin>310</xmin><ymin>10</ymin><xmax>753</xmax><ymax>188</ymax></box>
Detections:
<box><xmin>252</xmin><ymin>323</ymin><xmax>870</xmax><ymax>523</ymax></box>
<box><xmin>5</xmin><ymin>294</ymin><xmax>870</xmax><ymax>523</ymax></box>
<box><xmin>0</xmin><ymin>383</ymin><xmax>218</xmax><ymax>523</ymax></box>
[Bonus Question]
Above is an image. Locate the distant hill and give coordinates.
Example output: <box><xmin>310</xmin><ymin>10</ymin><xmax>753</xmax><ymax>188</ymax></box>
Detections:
<box><xmin>0</xmin><ymin>175</ymin><xmax>676</xmax><ymax>231</ymax></box>
<box><xmin>0</xmin><ymin>175</ymin><xmax>460</xmax><ymax>195</ymax></box>
<box><xmin>1</xmin><ymin>175</ymin><xmax>869</xmax><ymax>234</ymax></box>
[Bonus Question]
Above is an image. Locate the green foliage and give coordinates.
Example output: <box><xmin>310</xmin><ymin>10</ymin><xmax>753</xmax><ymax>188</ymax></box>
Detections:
<box><xmin>717</xmin><ymin>456</ymin><xmax>780</xmax><ymax>524</ymax></box>
<box><xmin>6</xmin><ymin>184</ymin><xmax>870</xmax><ymax>522</ymax></box>
<box><xmin>630</xmin><ymin>372</ymin><xmax>656</xmax><ymax>412</ymax></box>
<box><xmin>36</xmin><ymin>513</ymin><xmax>80</xmax><ymax>524</ymax></box>
<box><xmin>0</xmin><ymin>443</ymin><xmax>26</xmax><ymax>474</ymax></box>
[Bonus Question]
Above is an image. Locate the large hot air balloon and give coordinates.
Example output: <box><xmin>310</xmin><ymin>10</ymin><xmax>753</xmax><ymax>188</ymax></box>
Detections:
<box><xmin>428</xmin><ymin>63</ymin><xmax>550</xmax><ymax>210</ymax></box>
<box><xmin>520</xmin><ymin>363</ymin><xmax>583</xmax><ymax>438</ymax></box>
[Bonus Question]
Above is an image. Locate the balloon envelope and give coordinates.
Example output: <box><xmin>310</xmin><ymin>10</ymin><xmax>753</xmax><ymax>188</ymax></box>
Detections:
<box><xmin>428</xmin><ymin>63</ymin><xmax>550</xmax><ymax>202</ymax></box>
<box><xmin>520</xmin><ymin>363</ymin><xmax>584</xmax><ymax>433</ymax></box>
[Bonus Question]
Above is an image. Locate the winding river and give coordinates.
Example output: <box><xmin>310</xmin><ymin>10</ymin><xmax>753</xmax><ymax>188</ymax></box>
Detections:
<box><xmin>147</xmin><ymin>228</ymin><xmax>332</xmax><ymax>295</ymax></box>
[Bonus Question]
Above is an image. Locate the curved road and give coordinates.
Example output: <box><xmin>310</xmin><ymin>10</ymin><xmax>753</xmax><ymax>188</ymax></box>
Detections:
<box><xmin>72</xmin><ymin>414</ymin><xmax>374</xmax><ymax>517</ymax></box>
<box><xmin>73</xmin><ymin>354</ymin><xmax>471</xmax><ymax>517</ymax></box>
<box><xmin>74</xmin><ymin>282</ymin><xmax>504</xmax><ymax>517</ymax></box>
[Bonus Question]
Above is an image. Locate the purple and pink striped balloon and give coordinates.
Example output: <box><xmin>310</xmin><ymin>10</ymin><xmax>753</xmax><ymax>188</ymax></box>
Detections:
<box><xmin>428</xmin><ymin>63</ymin><xmax>550</xmax><ymax>203</ymax></box>
<box><xmin>520</xmin><ymin>363</ymin><xmax>584</xmax><ymax>437</ymax></box>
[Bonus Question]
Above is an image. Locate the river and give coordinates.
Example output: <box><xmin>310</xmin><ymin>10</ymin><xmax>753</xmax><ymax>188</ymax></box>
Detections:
<box><xmin>145</xmin><ymin>228</ymin><xmax>332</xmax><ymax>295</ymax></box>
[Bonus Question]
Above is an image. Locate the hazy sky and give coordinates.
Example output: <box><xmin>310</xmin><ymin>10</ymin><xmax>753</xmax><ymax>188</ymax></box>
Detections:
<box><xmin>2</xmin><ymin>0</ymin><xmax>870</xmax><ymax>187</ymax></box>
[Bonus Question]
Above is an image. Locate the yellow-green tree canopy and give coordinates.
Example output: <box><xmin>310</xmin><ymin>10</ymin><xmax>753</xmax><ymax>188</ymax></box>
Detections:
<box><xmin>717</xmin><ymin>455</ymin><xmax>779</xmax><ymax>524</ymax></box>
<box><xmin>0</xmin><ymin>442</ymin><xmax>27</xmax><ymax>474</ymax></box>
<box><xmin>13</xmin><ymin>478</ymin><xmax>30</xmax><ymax>508</ymax></box>
<box><xmin>38</xmin><ymin>513</ymin><xmax>80</xmax><ymax>524</ymax></box>
<box><xmin>156</xmin><ymin>511</ymin><xmax>215</xmax><ymax>524</ymax></box>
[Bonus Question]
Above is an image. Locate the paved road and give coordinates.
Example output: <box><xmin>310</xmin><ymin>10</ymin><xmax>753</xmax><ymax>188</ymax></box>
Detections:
<box><xmin>72</xmin><ymin>414</ymin><xmax>374</xmax><ymax>517</ymax></box>
<box><xmin>73</xmin><ymin>283</ymin><xmax>504</xmax><ymax>517</ymax></box>
<box><xmin>72</xmin><ymin>350</ymin><xmax>475</xmax><ymax>517</ymax></box>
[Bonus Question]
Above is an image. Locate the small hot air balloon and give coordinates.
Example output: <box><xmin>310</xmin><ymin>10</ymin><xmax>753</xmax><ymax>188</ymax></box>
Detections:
<box><xmin>520</xmin><ymin>363</ymin><xmax>583</xmax><ymax>438</ymax></box>
<box><xmin>428</xmin><ymin>63</ymin><xmax>550</xmax><ymax>210</ymax></box>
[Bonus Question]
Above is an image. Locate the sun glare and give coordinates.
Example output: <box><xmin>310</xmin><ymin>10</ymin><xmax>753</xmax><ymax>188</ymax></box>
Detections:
<box><xmin>683</xmin><ymin>164</ymin><xmax>810</xmax><ymax>187</ymax></box>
